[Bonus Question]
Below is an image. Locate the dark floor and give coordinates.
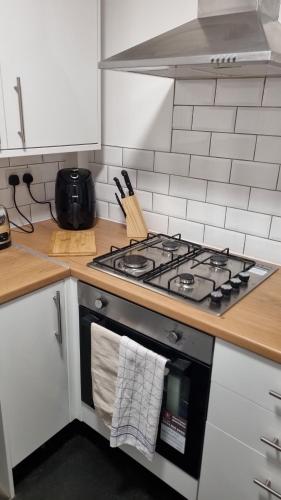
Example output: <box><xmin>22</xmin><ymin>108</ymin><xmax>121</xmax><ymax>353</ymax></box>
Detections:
<box><xmin>13</xmin><ymin>423</ymin><xmax>185</xmax><ymax>500</ymax></box>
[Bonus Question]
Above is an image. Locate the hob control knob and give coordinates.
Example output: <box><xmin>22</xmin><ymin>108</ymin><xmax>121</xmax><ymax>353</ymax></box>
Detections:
<box><xmin>95</xmin><ymin>297</ymin><xmax>107</xmax><ymax>310</ymax></box>
<box><xmin>230</xmin><ymin>277</ymin><xmax>242</xmax><ymax>289</ymax></box>
<box><xmin>239</xmin><ymin>272</ymin><xmax>250</xmax><ymax>284</ymax></box>
<box><xmin>210</xmin><ymin>290</ymin><xmax>223</xmax><ymax>304</ymax></box>
<box><xmin>221</xmin><ymin>284</ymin><xmax>232</xmax><ymax>296</ymax></box>
<box><xmin>167</xmin><ymin>331</ymin><xmax>181</xmax><ymax>345</ymax></box>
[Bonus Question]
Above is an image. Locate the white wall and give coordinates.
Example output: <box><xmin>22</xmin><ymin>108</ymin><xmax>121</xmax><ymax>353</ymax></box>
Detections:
<box><xmin>100</xmin><ymin>0</ymin><xmax>198</xmax><ymax>151</ymax></box>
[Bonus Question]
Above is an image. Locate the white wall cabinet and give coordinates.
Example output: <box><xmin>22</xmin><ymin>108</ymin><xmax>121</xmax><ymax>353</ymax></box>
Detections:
<box><xmin>0</xmin><ymin>0</ymin><xmax>100</xmax><ymax>157</ymax></box>
<box><xmin>0</xmin><ymin>282</ymin><xmax>70</xmax><ymax>468</ymax></box>
<box><xmin>198</xmin><ymin>339</ymin><xmax>281</xmax><ymax>500</ymax></box>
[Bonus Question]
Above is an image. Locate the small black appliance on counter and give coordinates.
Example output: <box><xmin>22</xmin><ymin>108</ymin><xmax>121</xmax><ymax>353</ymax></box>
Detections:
<box><xmin>55</xmin><ymin>168</ymin><xmax>96</xmax><ymax>230</ymax></box>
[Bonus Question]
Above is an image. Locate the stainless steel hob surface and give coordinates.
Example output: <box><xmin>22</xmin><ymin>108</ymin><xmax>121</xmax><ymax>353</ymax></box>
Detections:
<box><xmin>88</xmin><ymin>233</ymin><xmax>278</xmax><ymax>316</ymax></box>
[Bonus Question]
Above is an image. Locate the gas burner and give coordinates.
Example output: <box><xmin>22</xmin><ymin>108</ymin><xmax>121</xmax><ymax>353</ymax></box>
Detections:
<box><xmin>123</xmin><ymin>254</ymin><xmax>148</xmax><ymax>269</ymax></box>
<box><xmin>210</xmin><ymin>254</ymin><xmax>228</xmax><ymax>268</ymax></box>
<box><xmin>162</xmin><ymin>240</ymin><xmax>180</xmax><ymax>252</ymax></box>
<box><xmin>179</xmin><ymin>273</ymin><xmax>195</xmax><ymax>287</ymax></box>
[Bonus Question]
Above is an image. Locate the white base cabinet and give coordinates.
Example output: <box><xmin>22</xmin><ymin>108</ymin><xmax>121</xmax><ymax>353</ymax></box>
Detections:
<box><xmin>0</xmin><ymin>282</ymin><xmax>70</xmax><ymax>468</ymax></box>
<box><xmin>198</xmin><ymin>339</ymin><xmax>281</xmax><ymax>500</ymax></box>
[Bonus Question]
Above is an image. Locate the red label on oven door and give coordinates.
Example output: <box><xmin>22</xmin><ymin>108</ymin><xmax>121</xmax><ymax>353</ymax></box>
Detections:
<box><xmin>160</xmin><ymin>410</ymin><xmax>187</xmax><ymax>454</ymax></box>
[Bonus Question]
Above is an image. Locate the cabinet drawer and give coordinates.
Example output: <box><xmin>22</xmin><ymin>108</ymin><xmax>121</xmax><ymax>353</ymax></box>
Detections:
<box><xmin>198</xmin><ymin>423</ymin><xmax>281</xmax><ymax>500</ymax></box>
<box><xmin>208</xmin><ymin>382</ymin><xmax>281</xmax><ymax>457</ymax></box>
<box><xmin>212</xmin><ymin>339</ymin><xmax>281</xmax><ymax>412</ymax></box>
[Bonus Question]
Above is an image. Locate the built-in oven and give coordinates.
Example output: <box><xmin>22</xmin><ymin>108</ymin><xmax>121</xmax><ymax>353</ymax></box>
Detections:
<box><xmin>78</xmin><ymin>281</ymin><xmax>214</xmax><ymax>480</ymax></box>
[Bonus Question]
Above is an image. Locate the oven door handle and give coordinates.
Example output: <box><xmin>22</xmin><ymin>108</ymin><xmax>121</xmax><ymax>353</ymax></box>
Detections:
<box><xmin>167</xmin><ymin>359</ymin><xmax>191</xmax><ymax>376</ymax></box>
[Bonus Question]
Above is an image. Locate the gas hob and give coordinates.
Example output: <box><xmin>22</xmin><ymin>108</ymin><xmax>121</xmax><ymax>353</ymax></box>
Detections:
<box><xmin>88</xmin><ymin>233</ymin><xmax>278</xmax><ymax>315</ymax></box>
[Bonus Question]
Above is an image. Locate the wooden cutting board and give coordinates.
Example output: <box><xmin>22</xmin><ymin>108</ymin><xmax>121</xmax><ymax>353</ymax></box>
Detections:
<box><xmin>49</xmin><ymin>229</ymin><xmax>96</xmax><ymax>256</ymax></box>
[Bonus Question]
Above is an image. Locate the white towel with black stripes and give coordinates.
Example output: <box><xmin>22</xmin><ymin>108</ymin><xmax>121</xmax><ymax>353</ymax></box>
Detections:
<box><xmin>110</xmin><ymin>335</ymin><xmax>168</xmax><ymax>461</ymax></box>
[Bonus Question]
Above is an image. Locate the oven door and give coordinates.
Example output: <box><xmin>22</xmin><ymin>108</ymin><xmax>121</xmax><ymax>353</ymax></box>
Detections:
<box><xmin>79</xmin><ymin>305</ymin><xmax>211</xmax><ymax>480</ymax></box>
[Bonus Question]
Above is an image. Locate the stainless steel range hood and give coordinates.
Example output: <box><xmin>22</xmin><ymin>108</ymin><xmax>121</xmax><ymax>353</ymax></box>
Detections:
<box><xmin>99</xmin><ymin>0</ymin><xmax>281</xmax><ymax>79</ymax></box>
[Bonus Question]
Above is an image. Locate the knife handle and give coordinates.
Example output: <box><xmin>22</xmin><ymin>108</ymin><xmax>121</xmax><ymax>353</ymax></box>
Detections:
<box><xmin>113</xmin><ymin>177</ymin><xmax>125</xmax><ymax>198</ymax></box>
<box><xmin>121</xmin><ymin>170</ymin><xmax>134</xmax><ymax>196</ymax></box>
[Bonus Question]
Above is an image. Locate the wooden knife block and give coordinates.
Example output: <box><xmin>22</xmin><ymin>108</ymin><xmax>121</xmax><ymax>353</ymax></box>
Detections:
<box><xmin>122</xmin><ymin>195</ymin><xmax>148</xmax><ymax>239</ymax></box>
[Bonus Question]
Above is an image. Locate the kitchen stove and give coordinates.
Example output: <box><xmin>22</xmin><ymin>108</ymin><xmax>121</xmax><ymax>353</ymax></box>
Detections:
<box><xmin>88</xmin><ymin>233</ymin><xmax>278</xmax><ymax>315</ymax></box>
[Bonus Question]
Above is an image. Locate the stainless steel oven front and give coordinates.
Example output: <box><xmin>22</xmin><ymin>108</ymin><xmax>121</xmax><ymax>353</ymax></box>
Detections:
<box><xmin>78</xmin><ymin>281</ymin><xmax>214</xmax><ymax>480</ymax></box>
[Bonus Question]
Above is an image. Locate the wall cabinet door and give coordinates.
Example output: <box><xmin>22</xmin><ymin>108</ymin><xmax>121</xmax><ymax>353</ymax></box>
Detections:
<box><xmin>0</xmin><ymin>0</ymin><xmax>100</xmax><ymax>152</ymax></box>
<box><xmin>0</xmin><ymin>282</ymin><xmax>70</xmax><ymax>467</ymax></box>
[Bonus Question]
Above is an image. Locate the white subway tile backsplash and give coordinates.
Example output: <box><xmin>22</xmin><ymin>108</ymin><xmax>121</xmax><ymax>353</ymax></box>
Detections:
<box><xmin>95</xmin><ymin>146</ymin><xmax>122</xmax><ymax>166</ymax></box>
<box><xmin>225</xmin><ymin>208</ymin><xmax>271</xmax><ymax>238</ymax></box>
<box><xmin>45</xmin><ymin>182</ymin><xmax>55</xmax><ymax>200</ymax></box>
<box><xmin>230</xmin><ymin>160</ymin><xmax>279</xmax><ymax>190</ymax></box>
<box><xmin>190</xmin><ymin>156</ymin><xmax>231</xmax><ymax>182</ymax></box>
<box><xmin>108</xmin><ymin>166</ymin><xmax>137</xmax><ymax>188</ymax></box>
<box><xmin>170</xmin><ymin>175</ymin><xmax>207</xmax><ymax>201</ymax></box>
<box><xmin>262</xmin><ymin>78</ymin><xmax>281</xmax><ymax>107</ymax></box>
<box><xmin>168</xmin><ymin>217</ymin><xmax>204</xmax><ymax>243</ymax></box>
<box><xmin>8</xmin><ymin>205</ymin><xmax>31</xmax><ymax>227</ymax></box>
<box><xmin>204</xmin><ymin>226</ymin><xmax>245</xmax><ymax>254</ymax></box>
<box><xmin>123</xmin><ymin>148</ymin><xmax>154</xmax><ymax>171</ymax></box>
<box><xmin>143</xmin><ymin>211</ymin><xmax>168</xmax><ymax>233</ymax></box>
<box><xmin>249</xmin><ymin>188</ymin><xmax>281</xmax><ymax>217</ymax></box>
<box><xmin>210</xmin><ymin>133</ymin><xmax>256</xmax><ymax>160</ymax></box>
<box><xmin>236</xmin><ymin>107</ymin><xmax>281</xmax><ymax>136</ymax></box>
<box><xmin>193</xmin><ymin>106</ymin><xmax>236</xmax><ymax>133</ymax></box>
<box><xmin>245</xmin><ymin>236</ymin><xmax>281</xmax><ymax>264</ymax></box>
<box><xmin>0</xmin><ymin>159</ymin><xmax>9</xmax><ymax>167</ymax></box>
<box><xmin>153</xmin><ymin>193</ymin><xmax>186</xmax><ymax>219</ymax></box>
<box><xmin>95</xmin><ymin>182</ymin><xmax>116</xmax><ymax>203</ymax></box>
<box><xmin>137</xmin><ymin>171</ymin><xmax>169</xmax><ymax>195</ymax></box>
<box><xmin>173</xmin><ymin>106</ymin><xmax>193</xmax><ymax>130</ymax></box>
<box><xmin>172</xmin><ymin>130</ymin><xmax>211</xmax><ymax>156</ymax></box>
<box><xmin>108</xmin><ymin>203</ymin><xmax>125</xmax><ymax>224</ymax></box>
<box><xmin>96</xmin><ymin>200</ymin><xmax>109</xmax><ymax>219</ymax></box>
<box><xmin>134</xmin><ymin>190</ymin><xmax>153</xmax><ymax>211</ymax></box>
<box><xmin>255</xmin><ymin>136</ymin><xmax>281</xmax><ymax>163</ymax></box>
<box><xmin>270</xmin><ymin>217</ymin><xmax>281</xmax><ymax>242</ymax></box>
<box><xmin>154</xmin><ymin>152</ymin><xmax>190</xmax><ymax>176</ymax></box>
<box><xmin>30</xmin><ymin>162</ymin><xmax>58</xmax><ymax>184</ymax></box>
<box><xmin>215</xmin><ymin>78</ymin><xmax>264</xmax><ymax>106</ymax></box>
<box><xmin>31</xmin><ymin>203</ymin><xmax>50</xmax><ymax>223</ymax></box>
<box><xmin>207</xmin><ymin>182</ymin><xmax>250</xmax><ymax>209</ymax></box>
<box><xmin>9</xmin><ymin>155</ymin><xmax>43</xmax><ymax>166</ymax></box>
<box><xmin>89</xmin><ymin>163</ymin><xmax>108</xmax><ymax>183</ymax></box>
<box><xmin>0</xmin><ymin>188</ymin><xmax>14</xmax><ymax>209</ymax></box>
<box><xmin>278</xmin><ymin>172</ymin><xmax>281</xmax><ymax>191</ymax></box>
<box><xmin>187</xmin><ymin>200</ymin><xmax>226</xmax><ymax>227</ymax></box>
<box><xmin>175</xmin><ymin>80</ymin><xmax>216</xmax><ymax>106</ymax></box>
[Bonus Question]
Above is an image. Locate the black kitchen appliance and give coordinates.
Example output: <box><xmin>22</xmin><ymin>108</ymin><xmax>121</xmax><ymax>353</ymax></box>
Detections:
<box><xmin>78</xmin><ymin>281</ymin><xmax>213</xmax><ymax>480</ymax></box>
<box><xmin>55</xmin><ymin>168</ymin><xmax>95</xmax><ymax>230</ymax></box>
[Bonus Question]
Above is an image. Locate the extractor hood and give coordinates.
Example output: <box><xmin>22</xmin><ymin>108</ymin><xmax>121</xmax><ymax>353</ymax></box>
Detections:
<box><xmin>99</xmin><ymin>0</ymin><xmax>281</xmax><ymax>79</ymax></box>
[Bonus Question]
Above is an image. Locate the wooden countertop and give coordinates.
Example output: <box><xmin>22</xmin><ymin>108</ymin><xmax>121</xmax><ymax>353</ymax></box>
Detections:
<box><xmin>6</xmin><ymin>218</ymin><xmax>281</xmax><ymax>364</ymax></box>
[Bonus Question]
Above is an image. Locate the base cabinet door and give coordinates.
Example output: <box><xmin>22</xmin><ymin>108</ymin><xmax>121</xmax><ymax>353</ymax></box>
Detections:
<box><xmin>198</xmin><ymin>423</ymin><xmax>281</xmax><ymax>500</ymax></box>
<box><xmin>0</xmin><ymin>282</ymin><xmax>70</xmax><ymax>467</ymax></box>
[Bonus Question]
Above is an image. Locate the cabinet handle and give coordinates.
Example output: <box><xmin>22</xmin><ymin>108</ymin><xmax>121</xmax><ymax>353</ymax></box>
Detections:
<box><xmin>14</xmin><ymin>77</ymin><xmax>26</xmax><ymax>149</ymax></box>
<box><xmin>53</xmin><ymin>291</ymin><xmax>62</xmax><ymax>345</ymax></box>
<box><xmin>254</xmin><ymin>479</ymin><xmax>281</xmax><ymax>499</ymax></box>
<box><xmin>269</xmin><ymin>390</ymin><xmax>281</xmax><ymax>401</ymax></box>
<box><xmin>260</xmin><ymin>436</ymin><xmax>281</xmax><ymax>452</ymax></box>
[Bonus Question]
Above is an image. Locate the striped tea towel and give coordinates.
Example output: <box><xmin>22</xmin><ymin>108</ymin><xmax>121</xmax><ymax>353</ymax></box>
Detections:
<box><xmin>110</xmin><ymin>336</ymin><xmax>168</xmax><ymax>461</ymax></box>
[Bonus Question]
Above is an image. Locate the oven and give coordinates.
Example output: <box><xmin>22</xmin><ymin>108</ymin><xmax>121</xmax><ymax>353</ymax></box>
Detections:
<box><xmin>78</xmin><ymin>281</ymin><xmax>214</xmax><ymax>480</ymax></box>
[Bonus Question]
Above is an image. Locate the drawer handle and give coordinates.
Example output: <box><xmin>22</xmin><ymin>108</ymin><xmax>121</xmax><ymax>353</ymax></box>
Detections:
<box><xmin>260</xmin><ymin>436</ymin><xmax>281</xmax><ymax>452</ymax></box>
<box><xmin>254</xmin><ymin>479</ymin><xmax>281</xmax><ymax>499</ymax></box>
<box><xmin>269</xmin><ymin>390</ymin><xmax>281</xmax><ymax>401</ymax></box>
